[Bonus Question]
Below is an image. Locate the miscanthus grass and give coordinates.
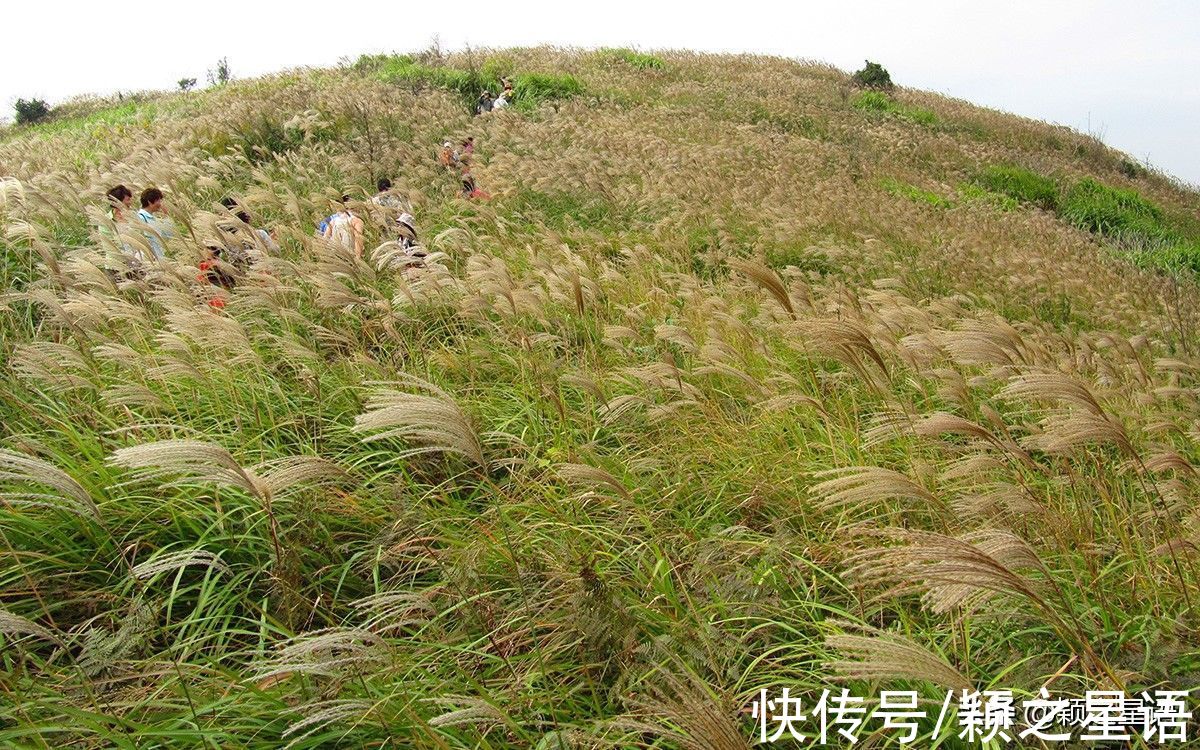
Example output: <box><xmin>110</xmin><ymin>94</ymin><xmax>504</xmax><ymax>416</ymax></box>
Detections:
<box><xmin>0</xmin><ymin>46</ymin><xmax>1199</xmax><ymax>747</ymax></box>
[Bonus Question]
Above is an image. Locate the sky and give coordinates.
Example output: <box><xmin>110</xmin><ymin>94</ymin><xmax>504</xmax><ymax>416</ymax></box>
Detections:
<box><xmin>3</xmin><ymin>0</ymin><xmax>1198</xmax><ymax>187</ymax></box>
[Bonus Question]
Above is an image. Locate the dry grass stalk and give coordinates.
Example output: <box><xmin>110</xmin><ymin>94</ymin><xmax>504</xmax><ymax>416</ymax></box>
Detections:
<box><xmin>354</xmin><ymin>377</ymin><xmax>485</xmax><ymax>467</ymax></box>
<box><xmin>809</xmin><ymin>466</ymin><xmax>938</xmax><ymax>513</ymax></box>
<box><xmin>845</xmin><ymin>527</ymin><xmax>1056</xmax><ymax>618</ymax></box>
<box><xmin>825</xmin><ymin>620</ymin><xmax>971</xmax><ymax>691</ymax></box>
<box><xmin>0</xmin><ymin>447</ymin><xmax>100</xmax><ymax>520</ymax></box>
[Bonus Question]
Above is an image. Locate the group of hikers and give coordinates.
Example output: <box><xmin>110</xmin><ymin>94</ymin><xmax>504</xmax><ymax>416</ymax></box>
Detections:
<box><xmin>473</xmin><ymin>76</ymin><xmax>515</xmax><ymax>115</ymax></box>
<box><xmin>99</xmin><ymin>128</ymin><xmax>496</xmax><ymax>305</ymax></box>
<box><xmin>103</xmin><ymin>184</ymin><xmax>283</xmax><ymax>304</ymax></box>
<box><xmin>315</xmin><ymin>178</ymin><xmax>419</xmax><ymax>260</ymax></box>
<box><xmin>438</xmin><ymin>136</ymin><xmax>490</xmax><ymax>200</ymax></box>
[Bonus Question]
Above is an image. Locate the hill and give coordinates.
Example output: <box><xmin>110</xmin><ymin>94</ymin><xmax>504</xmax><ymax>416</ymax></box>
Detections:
<box><xmin>1</xmin><ymin>47</ymin><xmax>1200</xmax><ymax>747</ymax></box>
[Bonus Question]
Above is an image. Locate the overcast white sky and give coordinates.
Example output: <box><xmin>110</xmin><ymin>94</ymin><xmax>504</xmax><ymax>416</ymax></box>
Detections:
<box><xmin>3</xmin><ymin>0</ymin><xmax>1198</xmax><ymax>187</ymax></box>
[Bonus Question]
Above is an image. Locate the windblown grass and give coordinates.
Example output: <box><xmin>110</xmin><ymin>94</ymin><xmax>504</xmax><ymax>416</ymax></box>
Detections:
<box><xmin>1</xmin><ymin>46</ymin><xmax>1200</xmax><ymax>748</ymax></box>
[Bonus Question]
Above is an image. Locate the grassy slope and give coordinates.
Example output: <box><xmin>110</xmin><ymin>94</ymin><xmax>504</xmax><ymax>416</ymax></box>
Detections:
<box><xmin>1</xmin><ymin>48</ymin><xmax>1200</xmax><ymax>747</ymax></box>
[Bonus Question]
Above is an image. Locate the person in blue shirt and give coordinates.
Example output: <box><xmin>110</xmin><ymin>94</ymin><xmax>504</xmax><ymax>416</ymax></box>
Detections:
<box><xmin>135</xmin><ymin>187</ymin><xmax>177</xmax><ymax>260</ymax></box>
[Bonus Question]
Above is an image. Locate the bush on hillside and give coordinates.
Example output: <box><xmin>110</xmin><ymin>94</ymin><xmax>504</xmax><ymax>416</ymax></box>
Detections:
<box><xmin>1061</xmin><ymin>177</ymin><xmax>1167</xmax><ymax>239</ymax></box>
<box><xmin>481</xmin><ymin>57</ymin><xmax>515</xmax><ymax>85</ymax></box>
<box><xmin>851</xmin><ymin>60</ymin><xmax>893</xmax><ymax>90</ymax></box>
<box><xmin>1118</xmin><ymin>158</ymin><xmax>1148</xmax><ymax>179</ymax></box>
<box><xmin>977</xmin><ymin>165</ymin><xmax>1059</xmax><ymax>210</ymax></box>
<box><xmin>881</xmin><ymin>177</ymin><xmax>953</xmax><ymax>209</ymax></box>
<box><xmin>852</xmin><ymin>90</ymin><xmax>895</xmax><ymax>113</ymax></box>
<box><xmin>353</xmin><ymin>53</ymin><xmax>413</xmax><ymax>74</ymax></box>
<box><xmin>959</xmin><ymin>183</ymin><xmax>1019</xmax><ymax>212</ymax></box>
<box><xmin>604</xmin><ymin>48</ymin><xmax>665</xmax><ymax>71</ymax></box>
<box><xmin>374</xmin><ymin>57</ymin><xmax>479</xmax><ymax>99</ymax></box>
<box><xmin>512</xmin><ymin>73</ymin><xmax>583</xmax><ymax>110</ymax></box>
<box><xmin>362</xmin><ymin>54</ymin><xmax>582</xmax><ymax>112</ymax></box>
<box><xmin>14</xmin><ymin>98</ymin><xmax>50</xmax><ymax>125</ymax></box>
<box><xmin>852</xmin><ymin>91</ymin><xmax>937</xmax><ymax>126</ymax></box>
<box><xmin>207</xmin><ymin>57</ymin><xmax>232</xmax><ymax>86</ymax></box>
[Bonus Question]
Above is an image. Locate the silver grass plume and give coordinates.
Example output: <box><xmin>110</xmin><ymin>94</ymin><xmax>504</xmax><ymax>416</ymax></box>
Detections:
<box><xmin>555</xmin><ymin>462</ymin><xmax>631</xmax><ymax>500</ymax></box>
<box><xmin>352</xmin><ymin>590</ymin><xmax>438</xmax><ymax>634</ymax></box>
<box><xmin>845</xmin><ymin>528</ymin><xmax>1058</xmax><ymax>618</ymax></box>
<box><xmin>282</xmin><ymin>699</ymin><xmax>374</xmax><ymax>748</ymax></box>
<box><xmin>0</xmin><ymin>447</ymin><xmax>100</xmax><ymax>520</ymax></box>
<box><xmin>354</xmin><ymin>376</ymin><xmax>485</xmax><ymax>467</ymax></box>
<box><xmin>252</xmin><ymin>627</ymin><xmax>387</xmax><ymax>680</ymax></box>
<box><xmin>131</xmin><ymin>548</ymin><xmax>230</xmax><ymax>580</ymax></box>
<box><xmin>730</xmin><ymin>257</ymin><xmax>799</xmax><ymax>319</ymax></box>
<box><xmin>0</xmin><ymin>607</ymin><xmax>62</xmax><ymax>646</ymax></box>
<box><xmin>809</xmin><ymin>466</ymin><xmax>938</xmax><ymax>514</ymax></box>
<box><xmin>608</xmin><ymin>660</ymin><xmax>750</xmax><ymax>750</ymax></box>
<box><xmin>825</xmin><ymin>620</ymin><xmax>971</xmax><ymax>691</ymax></box>
<box><xmin>109</xmin><ymin>439</ymin><xmax>346</xmax><ymax>499</ymax></box>
<box><xmin>426</xmin><ymin>695</ymin><xmax>508</xmax><ymax>729</ymax></box>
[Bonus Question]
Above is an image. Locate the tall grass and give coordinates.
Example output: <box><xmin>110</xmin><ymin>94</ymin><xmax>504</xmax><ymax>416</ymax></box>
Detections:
<box><xmin>976</xmin><ymin>164</ymin><xmax>1059</xmax><ymax>209</ymax></box>
<box><xmin>1</xmin><ymin>46</ymin><xmax>1199</xmax><ymax>747</ymax></box>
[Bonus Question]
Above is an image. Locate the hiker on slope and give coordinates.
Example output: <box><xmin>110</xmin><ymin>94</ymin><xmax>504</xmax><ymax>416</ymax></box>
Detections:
<box><xmin>474</xmin><ymin>90</ymin><xmax>494</xmax><ymax>115</ymax></box>
<box><xmin>323</xmin><ymin>195</ymin><xmax>365</xmax><ymax>257</ymax></box>
<box><xmin>136</xmin><ymin>187</ymin><xmax>178</xmax><ymax>260</ymax></box>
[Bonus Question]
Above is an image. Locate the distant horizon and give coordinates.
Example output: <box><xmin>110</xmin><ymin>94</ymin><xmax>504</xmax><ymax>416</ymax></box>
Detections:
<box><xmin>4</xmin><ymin>1</ymin><xmax>1198</xmax><ymax>188</ymax></box>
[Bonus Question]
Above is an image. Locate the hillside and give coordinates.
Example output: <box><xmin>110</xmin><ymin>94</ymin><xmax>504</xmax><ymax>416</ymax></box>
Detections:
<box><xmin>2</xmin><ymin>47</ymin><xmax>1200</xmax><ymax>747</ymax></box>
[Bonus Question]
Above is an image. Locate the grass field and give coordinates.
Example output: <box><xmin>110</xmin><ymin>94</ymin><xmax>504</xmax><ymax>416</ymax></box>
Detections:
<box><xmin>2</xmin><ymin>47</ymin><xmax>1200</xmax><ymax>747</ymax></box>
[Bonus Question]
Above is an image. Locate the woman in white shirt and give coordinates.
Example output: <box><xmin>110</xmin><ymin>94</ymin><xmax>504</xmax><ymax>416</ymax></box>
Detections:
<box><xmin>323</xmin><ymin>195</ymin><xmax>364</xmax><ymax>257</ymax></box>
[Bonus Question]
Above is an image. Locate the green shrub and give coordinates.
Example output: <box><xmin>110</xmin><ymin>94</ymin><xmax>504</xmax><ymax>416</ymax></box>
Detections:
<box><xmin>852</xmin><ymin>90</ymin><xmax>895</xmax><ymax>113</ymax></box>
<box><xmin>851</xmin><ymin>60</ymin><xmax>893</xmax><ymax>90</ymax></box>
<box><xmin>207</xmin><ymin>57</ymin><xmax>232</xmax><ymax>86</ymax></box>
<box><xmin>852</xmin><ymin>91</ymin><xmax>937</xmax><ymax>126</ymax></box>
<box><xmin>604</xmin><ymin>48</ymin><xmax>665</xmax><ymax>71</ymax></box>
<box><xmin>14</xmin><ymin>98</ymin><xmax>50</xmax><ymax>125</ymax></box>
<box><xmin>977</xmin><ymin>165</ymin><xmax>1059</xmax><ymax>210</ymax></box>
<box><xmin>353</xmin><ymin>53</ymin><xmax>414</xmax><ymax>74</ymax></box>
<box><xmin>363</xmin><ymin>54</ymin><xmax>582</xmax><ymax>112</ymax></box>
<box><xmin>512</xmin><ymin>73</ymin><xmax>583</xmax><ymax>110</ymax></box>
<box><xmin>373</xmin><ymin>56</ymin><xmax>481</xmax><ymax>102</ymax></box>
<box><xmin>481</xmin><ymin>57</ymin><xmax>515</xmax><ymax>85</ymax></box>
<box><xmin>903</xmin><ymin>106</ymin><xmax>937</xmax><ymax>126</ymax></box>
<box><xmin>1118</xmin><ymin>158</ymin><xmax>1148</xmax><ymax>179</ymax></box>
<box><xmin>959</xmin><ymin>183</ymin><xmax>1018</xmax><ymax>212</ymax></box>
<box><xmin>1150</xmin><ymin>242</ymin><xmax>1200</xmax><ymax>275</ymax></box>
<box><xmin>1061</xmin><ymin>178</ymin><xmax>1166</xmax><ymax>238</ymax></box>
<box><xmin>881</xmin><ymin>177</ymin><xmax>952</xmax><ymax>209</ymax></box>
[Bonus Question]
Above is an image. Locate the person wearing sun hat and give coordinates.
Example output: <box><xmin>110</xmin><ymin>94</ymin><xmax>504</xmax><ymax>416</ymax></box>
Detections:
<box><xmin>396</xmin><ymin>211</ymin><xmax>424</xmax><ymax>258</ymax></box>
<box><xmin>438</xmin><ymin>141</ymin><xmax>459</xmax><ymax>168</ymax></box>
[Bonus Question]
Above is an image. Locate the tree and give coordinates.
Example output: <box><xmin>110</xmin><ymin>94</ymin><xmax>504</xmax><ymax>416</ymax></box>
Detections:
<box><xmin>178</xmin><ymin>78</ymin><xmax>197</xmax><ymax>92</ymax></box>
<box><xmin>851</xmin><ymin>60</ymin><xmax>894</xmax><ymax>91</ymax></box>
<box><xmin>14</xmin><ymin>98</ymin><xmax>50</xmax><ymax>125</ymax></box>
<box><xmin>207</xmin><ymin>57</ymin><xmax>232</xmax><ymax>86</ymax></box>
